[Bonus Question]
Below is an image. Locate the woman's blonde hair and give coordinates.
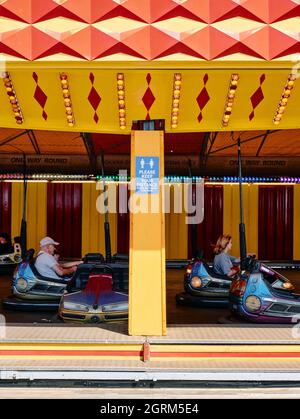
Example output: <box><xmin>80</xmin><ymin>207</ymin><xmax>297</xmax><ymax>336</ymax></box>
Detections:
<box><xmin>213</xmin><ymin>234</ymin><xmax>232</xmax><ymax>255</ymax></box>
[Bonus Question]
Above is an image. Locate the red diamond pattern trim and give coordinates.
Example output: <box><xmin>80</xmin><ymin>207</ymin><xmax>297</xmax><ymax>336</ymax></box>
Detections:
<box><xmin>89</xmin><ymin>73</ymin><xmax>95</xmax><ymax>83</ymax></box>
<box><xmin>142</xmin><ymin>73</ymin><xmax>155</xmax><ymax>120</ymax></box>
<box><xmin>196</xmin><ymin>74</ymin><xmax>210</xmax><ymax>123</ymax></box>
<box><xmin>32</xmin><ymin>72</ymin><xmax>48</xmax><ymax>121</ymax></box>
<box><xmin>88</xmin><ymin>87</ymin><xmax>101</xmax><ymax>111</ymax></box>
<box><xmin>249</xmin><ymin>74</ymin><xmax>266</xmax><ymax>121</ymax></box>
<box><xmin>88</xmin><ymin>72</ymin><xmax>101</xmax><ymax>124</ymax></box>
<box><xmin>0</xmin><ymin>2</ymin><xmax>300</xmax><ymax>60</ymax></box>
<box><xmin>94</xmin><ymin>113</ymin><xmax>99</xmax><ymax>124</ymax></box>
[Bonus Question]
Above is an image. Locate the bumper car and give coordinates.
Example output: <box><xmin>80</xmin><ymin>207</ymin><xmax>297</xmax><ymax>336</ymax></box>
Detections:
<box><xmin>59</xmin><ymin>265</ymin><xmax>128</xmax><ymax>323</ymax></box>
<box><xmin>0</xmin><ymin>243</ymin><xmax>22</xmax><ymax>274</ymax></box>
<box><xmin>2</xmin><ymin>249</ymin><xmax>71</xmax><ymax>311</ymax></box>
<box><xmin>2</xmin><ymin>250</ymin><xmax>128</xmax><ymax>312</ymax></box>
<box><xmin>176</xmin><ymin>257</ymin><xmax>234</xmax><ymax>308</ymax></box>
<box><xmin>229</xmin><ymin>258</ymin><xmax>300</xmax><ymax>323</ymax></box>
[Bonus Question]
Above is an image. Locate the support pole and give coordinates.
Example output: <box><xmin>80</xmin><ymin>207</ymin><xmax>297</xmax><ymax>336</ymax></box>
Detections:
<box><xmin>100</xmin><ymin>152</ymin><xmax>112</xmax><ymax>263</ymax></box>
<box><xmin>129</xmin><ymin>130</ymin><xmax>166</xmax><ymax>336</ymax></box>
<box><xmin>20</xmin><ymin>153</ymin><xmax>27</xmax><ymax>258</ymax></box>
<box><xmin>238</xmin><ymin>137</ymin><xmax>247</xmax><ymax>271</ymax></box>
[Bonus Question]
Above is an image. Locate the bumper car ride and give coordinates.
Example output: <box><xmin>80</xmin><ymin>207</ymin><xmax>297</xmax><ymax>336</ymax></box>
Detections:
<box><xmin>2</xmin><ymin>251</ymin><xmax>129</xmax><ymax>315</ymax></box>
<box><xmin>59</xmin><ymin>267</ymin><xmax>128</xmax><ymax>323</ymax></box>
<box><xmin>176</xmin><ymin>258</ymin><xmax>233</xmax><ymax>308</ymax></box>
<box><xmin>229</xmin><ymin>261</ymin><xmax>300</xmax><ymax>323</ymax></box>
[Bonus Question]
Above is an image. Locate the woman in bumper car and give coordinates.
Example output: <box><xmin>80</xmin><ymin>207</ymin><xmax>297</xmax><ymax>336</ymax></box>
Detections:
<box><xmin>213</xmin><ymin>234</ymin><xmax>240</xmax><ymax>278</ymax></box>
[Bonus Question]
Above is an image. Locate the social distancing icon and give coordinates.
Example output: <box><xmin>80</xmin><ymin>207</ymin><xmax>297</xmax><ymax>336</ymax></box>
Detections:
<box><xmin>135</xmin><ymin>156</ymin><xmax>159</xmax><ymax>194</ymax></box>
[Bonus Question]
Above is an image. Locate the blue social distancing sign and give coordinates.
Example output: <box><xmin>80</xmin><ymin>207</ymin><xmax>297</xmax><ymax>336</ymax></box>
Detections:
<box><xmin>135</xmin><ymin>156</ymin><xmax>160</xmax><ymax>194</ymax></box>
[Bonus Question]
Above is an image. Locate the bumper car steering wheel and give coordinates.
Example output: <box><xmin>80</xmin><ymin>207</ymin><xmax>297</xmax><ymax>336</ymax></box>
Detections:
<box><xmin>243</xmin><ymin>254</ymin><xmax>258</xmax><ymax>272</ymax></box>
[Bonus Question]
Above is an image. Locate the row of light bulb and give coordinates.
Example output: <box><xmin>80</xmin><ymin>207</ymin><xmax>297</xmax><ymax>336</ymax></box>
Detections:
<box><xmin>1</xmin><ymin>72</ymin><xmax>24</xmax><ymax>125</ymax></box>
<box><xmin>273</xmin><ymin>74</ymin><xmax>296</xmax><ymax>125</ymax></box>
<box><xmin>222</xmin><ymin>74</ymin><xmax>239</xmax><ymax>127</ymax></box>
<box><xmin>171</xmin><ymin>74</ymin><xmax>182</xmax><ymax>129</ymax></box>
<box><xmin>32</xmin><ymin>174</ymin><xmax>89</xmax><ymax>179</ymax></box>
<box><xmin>117</xmin><ymin>73</ymin><xmax>126</xmax><ymax>130</ymax></box>
<box><xmin>60</xmin><ymin>73</ymin><xmax>75</xmax><ymax>127</ymax></box>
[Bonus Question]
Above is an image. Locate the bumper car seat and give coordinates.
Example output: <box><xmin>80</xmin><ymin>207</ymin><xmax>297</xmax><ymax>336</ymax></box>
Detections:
<box><xmin>82</xmin><ymin>253</ymin><xmax>105</xmax><ymax>264</ymax></box>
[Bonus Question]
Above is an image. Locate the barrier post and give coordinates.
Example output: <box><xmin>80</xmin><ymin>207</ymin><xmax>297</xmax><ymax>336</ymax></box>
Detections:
<box><xmin>129</xmin><ymin>130</ymin><xmax>166</xmax><ymax>336</ymax></box>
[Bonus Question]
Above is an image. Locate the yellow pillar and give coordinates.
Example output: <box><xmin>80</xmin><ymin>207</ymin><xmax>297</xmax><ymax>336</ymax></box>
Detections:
<box><xmin>129</xmin><ymin>131</ymin><xmax>166</xmax><ymax>336</ymax></box>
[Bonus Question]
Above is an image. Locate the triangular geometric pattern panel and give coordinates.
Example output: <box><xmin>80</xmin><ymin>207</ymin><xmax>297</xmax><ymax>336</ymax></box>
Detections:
<box><xmin>0</xmin><ymin>0</ymin><xmax>299</xmax><ymax>60</ymax></box>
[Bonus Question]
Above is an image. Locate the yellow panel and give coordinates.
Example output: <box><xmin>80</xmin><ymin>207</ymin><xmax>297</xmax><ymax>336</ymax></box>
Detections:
<box><xmin>125</xmin><ymin>71</ymin><xmax>174</xmax><ymax>126</ymax></box>
<box><xmin>145</xmin><ymin>74</ymin><xmax>174</xmax><ymax>129</ymax></box>
<box><xmin>129</xmin><ymin>131</ymin><xmax>166</xmax><ymax>336</ymax></box>
<box><xmin>11</xmin><ymin>182</ymin><xmax>47</xmax><ymax>252</ymax></box>
<box><xmin>223</xmin><ymin>184</ymin><xmax>258</xmax><ymax>258</ymax></box>
<box><xmin>1</xmin><ymin>63</ymin><xmax>300</xmax><ymax>133</ymax></box>
<box><xmin>165</xmin><ymin>185</ymin><xmax>188</xmax><ymax>259</ymax></box>
<box><xmin>81</xmin><ymin>183</ymin><xmax>117</xmax><ymax>257</ymax></box>
<box><xmin>294</xmin><ymin>185</ymin><xmax>300</xmax><ymax>260</ymax></box>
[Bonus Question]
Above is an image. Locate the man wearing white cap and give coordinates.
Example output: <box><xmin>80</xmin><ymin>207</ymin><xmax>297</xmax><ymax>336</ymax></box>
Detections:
<box><xmin>35</xmin><ymin>236</ymin><xmax>81</xmax><ymax>280</ymax></box>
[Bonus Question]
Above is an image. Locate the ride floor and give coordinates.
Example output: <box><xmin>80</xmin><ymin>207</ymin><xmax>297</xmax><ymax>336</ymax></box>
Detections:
<box><xmin>1</xmin><ymin>268</ymin><xmax>300</xmax><ymax>325</ymax></box>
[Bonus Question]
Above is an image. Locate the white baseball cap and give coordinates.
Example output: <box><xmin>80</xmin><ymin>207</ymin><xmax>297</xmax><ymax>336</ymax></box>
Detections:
<box><xmin>40</xmin><ymin>236</ymin><xmax>59</xmax><ymax>247</ymax></box>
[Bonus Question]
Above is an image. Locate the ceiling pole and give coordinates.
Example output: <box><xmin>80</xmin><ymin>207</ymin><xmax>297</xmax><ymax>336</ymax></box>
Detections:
<box><xmin>194</xmin><ymin>132</ymin><xmax>212</xmax><ymax>257</ymax></box>
<box><xmin>20</xmin><ymin>153</ymin><xmax>27</xmax><ymax>259</ymax></box>
<box><xmin>199</xmin><ymin>132</ymin><xmax>211</xmax><ymax>166</ymax></box>
<box><xmin>210</xmin><ymin>130</ymin><xmax>278</xmax><ymax>155</ymax></box>
<box><xmin>81</xmin><ymin>132</ymin><xmax>97</xmax><ymax>173</ymax></box>
<box><xmin>237</xmin><ymin>136</ymin><xmax>247</xmax><ymax>271</ymax></box>
<box><xmin>27</xmin><ymin>130</ymin><xmax>41</xmax><ymax>154</ymax></box>
<box><xmin>81</xmin><ymin>132</ymin><xmax>112</xmax><ymax>261</ymax></box>
<box><xmin>205</xmin><ymin>132</ymin><xmax>218</xmax><ymax>164</ymax></box>
<box><xmin>188</xmin><ymin>158</ymin><xmax>198</xmax><ymax>257</ymax></box>
<box><xmin>256</xmin><ymin>130</ymin><xmax>270</xmax><ymax>157</ymax></box>
<box><xmin>100</xmin><ymin>151</ymin><xmax>112</xmax><ymax>263</ymax></box>
<box><xmin>0</xmin><ymin>130</ymin><xmax>28</xmax><ymax>148</ymax></box>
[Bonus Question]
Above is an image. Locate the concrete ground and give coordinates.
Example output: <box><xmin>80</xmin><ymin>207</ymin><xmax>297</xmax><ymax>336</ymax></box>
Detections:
<box><xmin>0</xmin><ymin>386</ymin><xmax>300</xmax><ymax>399</ymax></box>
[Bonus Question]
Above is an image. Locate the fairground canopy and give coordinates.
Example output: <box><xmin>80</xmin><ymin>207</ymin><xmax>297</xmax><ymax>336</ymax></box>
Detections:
<box><xmin>0</xmin><ymin>0</ymin><xmax>300</xmax><ymax>174</ymax></box>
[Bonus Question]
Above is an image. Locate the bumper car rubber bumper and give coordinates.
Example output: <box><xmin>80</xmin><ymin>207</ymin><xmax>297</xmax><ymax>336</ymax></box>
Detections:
<box><xmin>176</xmin><ymin>292</ymin><xmax>229</xmax><ymax>308</ymax></box>
<box><xmin>2</xmin><ymin>296</ymin><xmax>59</xmax><ymax>311</ymax></box>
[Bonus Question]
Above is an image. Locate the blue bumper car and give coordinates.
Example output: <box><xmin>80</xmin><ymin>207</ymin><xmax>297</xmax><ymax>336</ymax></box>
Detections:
<box><xmin>2</xmin><ymin>250</ymin><xmax>128</xmax><ymax>312</ymax></box>
<box><xmin>176</xmin><ymin>257</ymin><xmax>233</xmax><ymax>308</ymax></box>
<box><xmin>59</xmin><ymin>265</ymin><xmax>128</xmax><ymax>323</ymax></box>
<box><xmin>229</xmin><ymin>260</ymin><xmax>300</xmax><ymax>323</ymax></box>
